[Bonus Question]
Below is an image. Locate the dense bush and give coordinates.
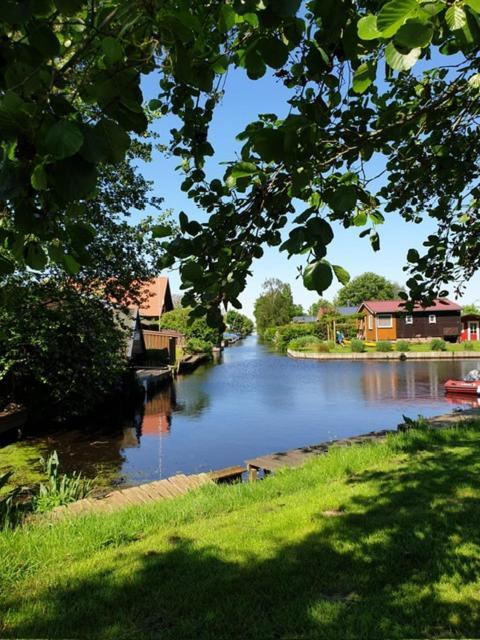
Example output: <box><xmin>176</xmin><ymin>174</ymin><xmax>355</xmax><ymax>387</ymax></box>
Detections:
<box><xmin>184</xmin><ymin>338</ymin><xmax>213</xmax><ymax>355</ymax></box>
<box><xmin>262</xmin><ymin>327</ymin><xmax>277</xmax><ymax>342</ymax></box>
<box><xmin>396</xmin><ymin>340</ymin><xmax>411</xmax><ymax>352</ymax></box>
<box><xmin>376</xmin><ymin>341</ymin><xmax>393</xmax><ymax>352</ymax></box>
<box><xmin>160</xmin><ymin>307</ymin><xmax>220</xmax><ymax>346</ymax></box>
<box><xmin>313</xmin><ymin>342</ymin><xmax>331</xmax><ymax>353</ymax></box>
<box><xmin>430</xmin><ymin>338</ymin><xmax>447</xmax><ymax>351</ymax></box>
<box><xmin>463</xmin><ymin>341</ymin><xmax>475</xmax><ymax>350</ymax></box>
<box><xmin>288</xmin><ymin>335</ymin><xmax>321</xmax><ymax>351</ymax></box>
<box><xmin>0</xmin><ymin>276</ymin><xmax>128</xmax><ymax>419</ymax></box>
<box><xmin>273</xmin><ymin>322</ymin><xmax>328</xmax><ymax>352</ymax></box>
<box><xmin>351</xmin><ymin>339</ymin><xmax>365</xmax><ymax>353</ymax></box>
<box><xmin>225</xmin><ymin>310</ymin><xmax>254</xmax><ymax>337</ymax></box>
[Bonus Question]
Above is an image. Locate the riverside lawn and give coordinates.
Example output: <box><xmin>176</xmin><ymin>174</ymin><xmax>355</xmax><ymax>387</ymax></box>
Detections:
<box><xmin>1</xmin><ymin>423</ymin><xmax>480</xmax><ymax>639</ymax></box>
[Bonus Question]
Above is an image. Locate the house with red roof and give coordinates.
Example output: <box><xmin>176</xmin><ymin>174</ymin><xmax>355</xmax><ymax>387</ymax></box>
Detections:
<box><xmin>357</xmin><ymin>299</ymin><xmax>462</xmax><ymax>342</ymax></box>
<box><xmin>128</xmin><ymin>276</ymin><xmax>174</xmax><ymax>320</ymax></box>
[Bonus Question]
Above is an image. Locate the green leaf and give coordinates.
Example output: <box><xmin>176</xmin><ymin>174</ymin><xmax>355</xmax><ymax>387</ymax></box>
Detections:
<box><xmin>353</xmin><ymin>211</ymin><xmax>368</xmax><ymax>226</ymax></box>
<box><xmin>182</xmin><ymin>261</ymin><xmax>203</xmax><ymax>282</ymax></box>
<box><xmin>31</xmin><ymin>164</ymin><xmax>48</xmax><ymax>190</ymax></box>
<box><xmin>0</xmin><ymin>253</ymin><xmax>15</xmax><ymax>275</ymax></box>
<box><xmin>151</xmin><ymin>224</ymin><xmax>172</xmax><ymax>238</ymax></box>
<box><xmin>270</xmin><ymin>0</ymin><xmax>301</xmax><ymax>16</ymax></box>
<box><xmin>102</xmin><ymin>37</ymin><xmax>124</xmax><ymax>65</ymax></box>
<box><xmin>407</xmin><ymin>248</ymin><xmax>420</xmax><ymax>262</ymax></box>
<box><xmin>80</xmin><ymin>119</ymin><xmax>130</xmax><ymax>164</ymax></box>
<box><xmin>306</xmin><ymin>218</ymin><xmax>334</xmax><ymax>245</ymax></box>
<box><xmin>377</xmin><ymin>0</ymin><xmax>417</xmax><ymax>37</ymax></box>
<box><xmin>63</xmin><ymin>254</ymin><xmax>80</xmax><ymax>274</ymax></box>
<box><xmin>245</xmin><ymin>49</ymin><xmax>266</xmax><ymax>80</ymax></box>
<box><xmin>352</xmin><ymin>62</ymin><xmax>376</xmax><ymax>94</ymax></box>
<box><xmin>357</xmin><ymin>14</ymin><xmax>382</xmax><ymax>40</ymax></box>
<box><xmin>328</xmin><ymin>185</ymin><xmax>357</xmax><ymax>212</ymax></box>
<box><xmin>24</xmin><ymin>241</ymin><xmax>48</xmax><ymax>270</ymax></box>
<box><xmin>53</xmin><ymin>0</ymin><xmax>83</xmax><ymax>15</ymax></box>
<box><xmin>148</xmin><ymin>99</ymin><xmax>162</xmax><ymax>110</ymax></box>
<box><xmin>230</xmin><ymin>162</ymin><xmax>257</xmax><ymax>179</ymax></box>
<box><xmin>465</xmin><ymin>0</ymin><xmax>480</xmax><ymax>12</ymax></box>
<box><xmin>28</xmin><ymin>25</ymin><xmax>60</xmax><ymax>58</ymax></box>
<box><xmin>468</xmin><ymin>72</ymin><xmax>480</xmax><ymax>89</ymax></box>
<box><xmin>212</xmin><ymin>54</ymin><xmax>229</xmax><ymax>74</ymax></box>
<box><xmin>303</xmin><ymin>261</ymin><xmax>333</xmax><ymax>293</ymax></box>
<box><xmin>48</xmin><ymin>157</ymin><xmax>97</xmax><ymax>201</ymax></box>
<box><xmin>44</xmin><ymin>120</ymin><xmax>84</xmax><ymax>160</ymax></box>
<box><xmin>332</xmin><ymin>264</ymin><xmax>350</xmax><ymax>285</ymax></box>
<box><xmin>257</xmin><ymin>37</ymin><xmax>289</xmax><ymax>69</ymax></box>
<box><xmin>394</xmin><ymin>19</ymin><xmax>434</xmax><ymax>48</ymax></box>
<box><xmin>445</xmin><ymin>5</ymin><xmax>467</xmax><ymax>30</ymax></box>
<box><xmin>219</xmin><ymin>4</ymin><xmax>236</xmax><ymax>31</ymax></box>
<box><xmin>385</xmin><ymin>42</ymin><xmax>421</xmax><ymax>70</ymax></box>
<box><xmin>251</xmin><ymin>129</ymin><xmax>284</xmax><ymax>163</ymax></box>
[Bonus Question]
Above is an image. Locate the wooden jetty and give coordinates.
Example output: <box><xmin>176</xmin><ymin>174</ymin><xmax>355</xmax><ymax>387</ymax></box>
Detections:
<box><xmin>245</xmin><ymin>431</ymin><xmax>390</xmax><ymax>481</ymax></box>
<box><xmin>135</xmin><ymin>367</ymin><xmax>172</xmax><ymax>393</ymax></box>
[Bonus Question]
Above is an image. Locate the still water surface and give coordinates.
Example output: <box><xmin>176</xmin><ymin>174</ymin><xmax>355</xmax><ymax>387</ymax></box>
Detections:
<box><xmin>22</xmin><ymin>336</ymin><xmax>480</xmax><ymax>486</ymax></box>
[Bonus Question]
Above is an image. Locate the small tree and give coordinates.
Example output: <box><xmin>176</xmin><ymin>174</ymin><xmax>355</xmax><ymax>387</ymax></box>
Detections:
<box><xmin>254</xmin><ymin>279</ymin><xmax>302</xmax><ymax>337</ymax></box>
<box><xmin>159</xmin><ymin>308</ymin><xmax>221</xmax><ymax>346</ymax></box>
<box><xmin>309</xmin><ymin>299</ymin><xmax>335</xmax><ymax>317</ymax></box>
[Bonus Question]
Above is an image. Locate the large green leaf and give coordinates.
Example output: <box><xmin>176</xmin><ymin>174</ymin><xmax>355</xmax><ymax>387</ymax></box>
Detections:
<box><xmin>385</xmin><ymin>42</ymin><xmax>421</xmax><ymax>70</ymax></box>
<box><xmin>328</xmin><ymin>185</ymin><xmax>357</xmax><ymax>212</ymax></box>
<box><xmin>230</xmin><ymin>162</ymin><xmax>257</xmax><ymax>179</ymax></box>
<box><xmin>53</xmin><ymin>0</ymin><xmax>83</xmax><ymax>15</ymax></box>
<box><xmin>306</xmin><ymin>218</ymin><xmax>334</xmax><ymax>245</ymax></box>
<box><xmin>352</xmin><ymin>62</ymin><xmax>376</xmax><ymax>94</ymax></box>
<box><xmin>270</xmin><ymin>0</ymin><xmax>301</xmax><ymax>16</ymax></box>
<box><xmin>182</xmin><ymin>261</ymin><xmax>203</xmax><ymax>282</ymax></box>
<box><xmin>31</xmin><ymin>164</ymin><xmax>48</xmax><ymax>191</ymax></box>
<box><xmin>48</xmin><ymin>157</ymin><xmax>97</xmax><ymax>201</ymax></box>
<box><xmin>81</xmin><ymin>119</ymin><xmax>130</xmax><ymax>164</ymax></box>
<box><xmin>28</xmin><ymin>25</ymin><xmax>60</xmax><ymax>58</ymax></box>
<box><xmin>303</xmin><ymin>261</ymin><xmax>333</xmax><ymax>293</ymax></box>
<box><xmin>102</xmin><ymin>37</ymin><xmax>124</xmax><ymax>65</ymax></box>
<box><xmin>0</xmin><ymin>253</ymin><xmax>15</xmax><ymax>275</ymax></box>
<box><xmin>257</xmin><ymin>37</ymin><xmax>289</xmax><ymax>69</ymax></box>
<box><xmin>395</xmin><ymin>19</ymin><xmax>433</xmax><ymax>48</ymax></box>
<box><xmin>24</xmin><ymin>241</ymin><xmax>48</xmax><ymax>270</ymax></box>
<box><xmin>465</xmin><ymin>0</ymin><xmax>480</xmax><ymax>12</ymax></box>
<box><xmin>377</xmin><ymin>0</ymin><xmax>417</xmax><ymax>37</ymax></box>
<box><xmin>332</xmin><ymin>264</ymin><xmax>350</xmax><ymax>285</ymax></box>
<box><xmin>43</xmin><ymin>120</ymin><xmax>84</xmax><ymax>160</ymax></box>
<box><xmin>445</xmin><ymin>5</ymin><xmax>467</xmax><ymax>30</ymax></box>
<box><xmin>357</xmin><ymin>14</ymin><xmax>382</xmax><ymax>40</ymax></box>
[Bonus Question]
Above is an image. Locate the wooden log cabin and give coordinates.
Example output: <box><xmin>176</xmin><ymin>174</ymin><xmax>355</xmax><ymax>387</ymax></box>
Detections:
<box><xmin>358</xmin><ymin>299</ymin><xmax>462</xmax><ymax>342</ymax></box>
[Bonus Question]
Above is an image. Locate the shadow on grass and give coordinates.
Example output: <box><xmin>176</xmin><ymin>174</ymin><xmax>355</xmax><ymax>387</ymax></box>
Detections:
<box><xmin>3</xmin><ymin>431</ymin><xmax>480</xmax><ymax>640</ymax></box>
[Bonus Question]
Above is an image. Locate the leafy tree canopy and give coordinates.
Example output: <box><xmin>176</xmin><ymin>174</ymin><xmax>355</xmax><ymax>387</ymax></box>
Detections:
<box><xmin>334</xmin><ymin>272</ymin><xmax>400</xmax><ymax>307</ymax></box>
<box><xmin>225</xmin><ymin>310</ymin><xmax>254</xmax><ymax>337</ymax></box>
<box><xmin>254</xmin><ymin>278</ymin><xmax>302</xmax><ymax>336</ymax></box>
<box><xmin>159</xmin><ymin>307</ymin><xmax>221</xmax><ymax>346</ymax></box>
<box><xmin>1</xmin><ymin>0</ymin><xmax>480</xmax><ymax>326</ymax></box>
<box><xmin>462</xmin><ymin>303</ymin><xmax>480</xmax><ymax>314</ymax></box>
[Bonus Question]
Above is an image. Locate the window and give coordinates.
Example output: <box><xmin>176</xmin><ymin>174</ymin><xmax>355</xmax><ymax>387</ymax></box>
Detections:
<box><xmin>405</xmin><ymin>315</ymin><xmax>413</xmax><ymax>325</ymax></box>
<box><xmin>368</xmin><ymin>314</ymin><xmax>373</xmax><ymax>330</ymax></box>
<box><xmin>377</xmin><ymin>314</ymin><xmax>393</xmax><ymax>329</ymax></box>
<box><xmin>429</xmin><ymin>314</ymin><xmax>436</xmax><ymax>324</ymax></box>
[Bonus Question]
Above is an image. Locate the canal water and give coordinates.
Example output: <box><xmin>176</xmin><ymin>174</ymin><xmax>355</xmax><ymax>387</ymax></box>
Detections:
<box><xmin>13</xmin><ymin>336</ymin><xmax>480</xmax><ymax>486</ymax></box>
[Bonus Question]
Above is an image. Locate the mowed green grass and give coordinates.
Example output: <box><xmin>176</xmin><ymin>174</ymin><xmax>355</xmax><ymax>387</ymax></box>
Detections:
<box><xmin>2</xmin><ymin>424</ymin><xmax>480</xmax><ymax>639</ymax></box>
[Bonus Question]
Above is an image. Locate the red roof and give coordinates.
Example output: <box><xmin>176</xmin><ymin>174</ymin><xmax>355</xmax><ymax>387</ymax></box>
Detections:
<box><xmin>128</xmin><ymin>277</ymin><xmax>173</xmax><ymax>317</ymax></box>
<box><xmin>358</xmin><ymin>299</ymin><xmax>461</xmax><ymax>314</ymax></box>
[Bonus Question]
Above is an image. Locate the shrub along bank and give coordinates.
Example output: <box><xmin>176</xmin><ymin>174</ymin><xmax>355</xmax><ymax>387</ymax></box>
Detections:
<box><xmin>288</xmin><ymin>337</ymin><xmax>480</xmax><ymax>354</ymax></box>
<box><xmin>1</xmin><ymin>422</ymin><xmax>480</xmax><ymax>639</ymax></box>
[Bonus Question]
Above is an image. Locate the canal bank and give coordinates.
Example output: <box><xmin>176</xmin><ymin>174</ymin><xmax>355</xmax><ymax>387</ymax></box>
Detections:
<box><xmin>3</xmin><ymin>335</ymin><xmax>480</xmax><ymax>490</ymax></box>
<box><xmin>287</xmin><ymin>349</ymin><xmax>480</xmax><ymax>360</ymax></box>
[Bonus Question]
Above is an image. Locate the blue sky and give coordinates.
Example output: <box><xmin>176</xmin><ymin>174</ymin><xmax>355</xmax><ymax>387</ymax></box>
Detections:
<box><xmin>136</xmin><ymin>66</ymin><xmax>480</xmax><ymax>319</ymax></box>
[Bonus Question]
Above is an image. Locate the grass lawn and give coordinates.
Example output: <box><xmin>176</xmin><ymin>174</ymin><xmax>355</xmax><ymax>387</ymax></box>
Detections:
<box><xmin>2</xmin><ymin>424</ymin><xmax>480</xmax><ymax>639</ymax></box>
<box><xmin>303</xmin><ymin>342</ymin><xmax>480</xmax><ymax>354</ymax></box>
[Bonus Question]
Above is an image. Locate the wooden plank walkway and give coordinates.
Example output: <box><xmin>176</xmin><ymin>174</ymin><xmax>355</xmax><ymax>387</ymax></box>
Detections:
<box><xmin>245</xmin><ymin>431</ymin><xmax>390</xmax><ymax>480</ymax></box>
<box><xmin>53</xmin><ymin>472</ymin><xmax>212</xmax><ymax>518</ymax></box>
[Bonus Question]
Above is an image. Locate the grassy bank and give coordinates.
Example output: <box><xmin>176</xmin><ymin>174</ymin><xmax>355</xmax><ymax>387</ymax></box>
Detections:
<box><xmin>2</xmin><ymin>423</ymin><xmax>480</xmax><ymax>639</ymax></box>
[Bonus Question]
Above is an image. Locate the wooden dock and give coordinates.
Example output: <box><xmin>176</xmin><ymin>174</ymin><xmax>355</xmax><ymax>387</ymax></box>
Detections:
<box><xmin>53</xmin><ymin>472</ymin><xmax>212</xmax><ymax>518</ymax></box>
<box><xmin>245</xmin><ymin>431</ymin><xmax>390</xmax><ymax>480</ymax></box>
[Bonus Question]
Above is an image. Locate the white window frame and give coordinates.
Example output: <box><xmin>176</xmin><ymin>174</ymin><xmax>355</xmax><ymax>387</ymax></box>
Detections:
<box><xmin>405</xmin><ymin>314</ymin><xmax>413</xmax><ymax>325</ymax></box>
<box><xmin>376</xmin><ymin>313</ymin><xmax>393</xmax><ymax>329</ymax></box>
<box><xmin>429</xmin><ymin>314</ymin><xmax>436</xmax><ymax>324</ymax></box>
<box><xmin>368</xmin><ymin>314</ymin><xmax>373</xmax><ymax>330</ymax></box>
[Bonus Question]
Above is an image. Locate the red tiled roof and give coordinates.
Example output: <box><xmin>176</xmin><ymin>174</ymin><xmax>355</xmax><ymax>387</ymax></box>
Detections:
<box><xmin>128</xmin><ymin>277</ymin><xmax>173</xmax><ymax>317</ymax></box>
<box><xmin>358</xmin><ymin>299</ymin><xmax>461</xmax><ymax>314</ymax></box>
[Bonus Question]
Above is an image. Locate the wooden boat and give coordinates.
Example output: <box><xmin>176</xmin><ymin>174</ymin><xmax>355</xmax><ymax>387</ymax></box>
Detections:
<box><xmin>444</xmin><ymin>379</ymin><xmax>480</xmax><ymax>395</ymax></box>
<box><xmin>0</xmin><ymin>405</ymin><xmax>27</xmax><ymax>436</ymax></box>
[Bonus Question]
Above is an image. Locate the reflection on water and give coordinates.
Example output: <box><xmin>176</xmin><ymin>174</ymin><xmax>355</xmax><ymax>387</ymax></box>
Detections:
<box><xmin>10</xmin><ymin>337</ymin><xmax>480</xmax><ymax>487</ymax></box>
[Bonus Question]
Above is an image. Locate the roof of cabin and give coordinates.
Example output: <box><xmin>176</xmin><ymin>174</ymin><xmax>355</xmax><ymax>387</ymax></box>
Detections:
<box><xmin>128</xmin><ymin>277</ymin><xmax>173</xmax><ymax>317</ymax></box>
<box><xmin>358</xmin><ymin>299</ymin><xmax>462</xmax><ymax>314</ymax></box>
<box><xmin>336</xmin><ymin>306</ymin><xmax>358</xmax><ymax>316</ymax></box>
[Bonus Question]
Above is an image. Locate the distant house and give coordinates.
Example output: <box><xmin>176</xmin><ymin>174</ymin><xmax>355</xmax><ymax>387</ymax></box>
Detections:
<box><xmin>292</xmin><ymin>315</ymin><xmax>317</xmax><ymax>324</ymax></box>
<box><xmin>358</xmin><ymin>299</ymin><xmax>462</xmax><ymax>342</ymax></box>
<box><xmin>128</xmin><ymin>276</ymin><xmax>174</xmax><ymax>321</ymax></box>
<box><xmin>460</xmin><ymin>313</ymin><xmax>480</xmax><ymax>342</ymax></box>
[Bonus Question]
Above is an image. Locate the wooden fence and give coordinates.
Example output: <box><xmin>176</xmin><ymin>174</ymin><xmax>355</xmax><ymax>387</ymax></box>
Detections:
<box><xmin>143</xmin><ymin>331</ymin><xmax>177</xmax><ymax>365</ymax></box>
